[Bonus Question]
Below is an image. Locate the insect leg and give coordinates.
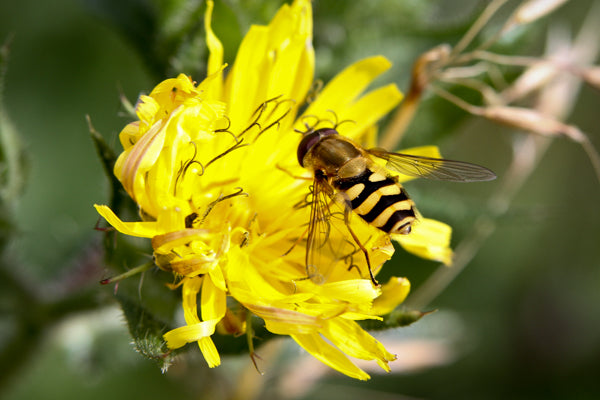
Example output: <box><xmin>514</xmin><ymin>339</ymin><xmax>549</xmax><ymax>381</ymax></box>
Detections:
<box><xmin>334</xmin><ymin>190</ymin><xmax>379</xmax><ymax>286</ymax></box>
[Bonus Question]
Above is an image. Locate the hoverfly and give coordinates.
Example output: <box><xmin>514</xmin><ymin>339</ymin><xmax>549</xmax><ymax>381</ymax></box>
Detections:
<box><xmin>297</xmin><ymin>127</ymin><xmax>496</xmax><ymax>285</ymax></box>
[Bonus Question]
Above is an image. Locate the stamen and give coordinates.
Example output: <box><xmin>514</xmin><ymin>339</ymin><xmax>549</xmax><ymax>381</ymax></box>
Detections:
<box><xmin>204</xmin><ymin>140</ymin><xmax>248</xmax><ymax>169</ymax></box>
<box><xmin>199</xmin><ymin>187</ymin><xmax>249</xmax><ymax>224</ymax></box>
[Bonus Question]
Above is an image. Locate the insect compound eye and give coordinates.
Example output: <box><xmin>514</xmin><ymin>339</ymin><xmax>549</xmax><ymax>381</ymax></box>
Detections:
<box><xmin>297</xmin><ymin>128</ymin><xmax>338</xmax><ymax>167</ymax></box>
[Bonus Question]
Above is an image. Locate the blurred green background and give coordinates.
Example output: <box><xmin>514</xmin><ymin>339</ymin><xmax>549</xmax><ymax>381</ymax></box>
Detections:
<box><xmin>0</xmin><ymin>0</ymin><xmax>599</xmax><ymax>399</ymax></box>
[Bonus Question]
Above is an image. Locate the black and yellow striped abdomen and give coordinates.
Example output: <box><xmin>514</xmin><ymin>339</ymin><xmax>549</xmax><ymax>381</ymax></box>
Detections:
<box><xmin>335</xmin><ymin>169</ymin><xmax>416</xmax><ymax>235</ymax></box>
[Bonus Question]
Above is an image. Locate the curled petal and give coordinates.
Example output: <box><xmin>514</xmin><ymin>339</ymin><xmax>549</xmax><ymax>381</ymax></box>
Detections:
<box><xmin>163</xmin><ymin>319</ymin><xmax>220</xmax><ymax>349</ymax></box>
<box><xmin>94</xmin><ymin>204</ymin><xmax>160</xmax><ymax>238</ymax></box>
<box><xmin>114</xmin><ymin>121</ymin><xmax>166</xmax><ymax>201</ymax></box>
<box><xmin>151</xmin><ymin>229</ymin><xmax>211</xmax><ymax>253</ymax></box>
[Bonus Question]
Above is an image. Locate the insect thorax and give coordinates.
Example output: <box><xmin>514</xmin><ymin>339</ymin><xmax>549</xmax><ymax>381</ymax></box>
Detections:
<box><xmin>310</xmin><ymin>136</ymin><xmax>364</xmax><ymax>176</ymax></box>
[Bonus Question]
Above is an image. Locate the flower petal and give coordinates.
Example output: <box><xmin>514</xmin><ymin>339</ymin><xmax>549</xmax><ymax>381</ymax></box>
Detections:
<box><xmin>291</xmin><ymin>333</ymin><xmax>370</xmax><ymax>380</ymax></box>
<box><xmin>225</xmin><ymin>0</ymin><xmax>313</xmax><ymax>133</ymax></box>
<box><xmin>299</xmin><ymin>55</ymin><xmax>394</xmax><ymax>126</ymax></box>
<box><xmin>393</xmin><ymin>217</ymin><xmax>453</xmax><ymax>265</ymax></box>
<box><xmin>371</xmin><ymin>276</ymin><xmax>411</xmax><ymax>316</ymax></box>
<box><xmin>198</xmin><ymin>337</ymin><xmax>221</xmax><ymax>368</ymax></box>
<box><xmin>114</xmin><ymin>121</ymin><xmax>166</xmax><ymax>201</ymax></box>
<box><xmin>322</xmin><ymin>318</ymin><xmax>396</xmax><ymax>372</ymax></box>
<box><xmin>94</xmin><ymin>204</ymin><xmax>160</xmax><ymax>238</ymax></box>
<box><xmin>314</xmin><ymin>279</ymin><xmax>381</xmax><ymax>304</ymax></box>
<box><xmin>246</xmin><ymin>304</ymin><xmax>322</xmax><ymax>335</ymax></box>
<box><xmin>201</xmin><ymin>275</ymin><xmax>227</xmax><ymax>322</ymax></box>
<box><xmin>163</xmin><ymin>319</ymin><xmax>219</xmax><ymax>349</ymax></box>
<box><xmin>338</xmin><ymin>84</ymin><xmax>403</xmax><ymax>140</ymax></box>
<box><xmin>204</xmin><ymin>0</ymin><xmax>224</xmax><ymax>99</ymax></box>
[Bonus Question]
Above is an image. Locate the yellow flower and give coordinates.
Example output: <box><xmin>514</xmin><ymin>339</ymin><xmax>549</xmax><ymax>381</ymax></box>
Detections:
<box><xmin>95</xmin><ymin>0</ymin><xmax>453</xmax><ymax>379</ymax></box>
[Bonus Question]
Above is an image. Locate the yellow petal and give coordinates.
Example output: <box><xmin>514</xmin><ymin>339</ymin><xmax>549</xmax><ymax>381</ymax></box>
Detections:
<box><xmin>317</xmin><ymin>279</ymin><xmax>381</xmax><ymax>303</ymax></box>
<box><xmin>94</xmin><ymin>204</ymin><xmax>160</xmax><ymax>238</ymax></box>
<box><xmin>182</xmin><ymin>275</ymin><xmax>203</xmax><ymax>324</ymax></box>
<box><xmin>338</xmin><ymin>84</ymin><xmax>403</xmax><ymax>140</ymax></box>
<box><xmin>299</xmin><ymin>56</ymin><xmax>393</xmax><ymax>127</ymax></box>
<box><xmin>201</xmin><ymin>275</ymin><xmax>227</xmax><ymax>321</ymax></box>
<box><xmin>393</xmin><ymin>217</ymin><xmax>453</xmax><ymax>265</ymax></box>
<box><xmin>291</xmin><ymin>333</ymin><xmax>370</xmax><ymax>380</ymax></box>
<box><xmin>208</xmin><ymin>263</ymin><xmax>227</xmax><ymax>292</ymax></box>
<box><xmin>114</xmin><ymin>121</ymin><xmax>166</xmax><ymax>201</ymax></box>
<box><xmin>151</xmin><ymin>229</ymin><xmax>211</xmax><ymax>254</ymax></box>
<box><xmin>225</xmin><ymin>0</ymin><xmax>313</xmax><ymax>133</ymax></box>
<box><xmin>204</xmin><ymin>0</ymin><xmax>223</xmax><ymax>99</ymax></box>
<box><xmin>323</xmin><ymin>318</ymin><xmax>395</xmax><ymax>372</ymax></box>
<box><xmin>245</xmin><ymin>303</ymin><xmax>322</xmax><ymax>335</ymax></box>
<box><xmin>132</xmin><ymin>95</ymin><xmax>160</xmax><ymax>128</ymax></box>
<box><xmin>198</xmin><ymin>337</ymin><xmax>221</xmax><ymax>368</ymax></box>
<box><xmin>163</xmin><ymin>319</ymin><xmax>219</xmax><ymax>349</ymax></box>
<box><xmin>371</xmin><ymin>277</ymin><xmax>411</xmax><ymax>316</ymax></box>
<box><xmin>226</xmin><ymin>247</ymin><xmax>305</xmax><ymax>303</ymax></box>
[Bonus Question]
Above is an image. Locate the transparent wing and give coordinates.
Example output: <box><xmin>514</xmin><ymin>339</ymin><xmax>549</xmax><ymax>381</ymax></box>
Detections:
<box><xmin>305</xmin><ymin>175</ymin><xmax>357</xmax><ymax>285</ymax></box>
<box><xmin>367</xmin><ymin>148</ymin><xmax>496</xmax><ymax>182</ymax></box>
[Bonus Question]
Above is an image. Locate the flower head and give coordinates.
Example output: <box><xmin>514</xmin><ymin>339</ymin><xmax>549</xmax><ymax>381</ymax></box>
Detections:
<box><xmin>95</xmin><ymin>0</ymin><xmax>453</xmax><ymax>379</ymax></box>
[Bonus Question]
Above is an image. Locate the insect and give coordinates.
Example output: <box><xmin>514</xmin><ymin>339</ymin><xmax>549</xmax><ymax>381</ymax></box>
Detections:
<box><xmin>297</xmin><ymin>127</ymin><xmax>496</xmax><ymax>285</ymax></box>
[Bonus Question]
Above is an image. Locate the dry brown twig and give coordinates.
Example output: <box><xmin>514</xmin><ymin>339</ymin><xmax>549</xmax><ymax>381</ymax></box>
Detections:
<box><xmin>379</xmin><ymin>0</ymin><xmax>600</xmax><ymax>309</ymax></box>
<box><xmin>381</xmin><ymin>0</ymin><xmax>600</xmax><ymax>184</ymax></box>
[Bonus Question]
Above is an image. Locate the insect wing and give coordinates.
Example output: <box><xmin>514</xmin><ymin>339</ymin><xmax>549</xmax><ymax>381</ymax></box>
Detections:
<box><xmin>305</xmin><ymin>176</ymin><xmax>357</xmax><ymax>285</ymax></box>
<box><xmin>367</xmin><ymin>148</ymin><xmax>496</xmax><ymax>182</ymax></box>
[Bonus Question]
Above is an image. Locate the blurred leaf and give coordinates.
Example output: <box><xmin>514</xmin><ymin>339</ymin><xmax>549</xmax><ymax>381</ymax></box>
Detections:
<box><xmin>84</xmin><ymin>0</ymin><xmax>241</xmax><ymax>79</ymax></box>
<box><xmin>84</xmin><ymin>0</ymin><xmax>164</xmax><ymax>77</ymax></box>
<box><xmin>88</xmin><ymin>117</ymin><xmax>137</xmax><ymax>216</ymax></box>
<box><xmin>0</xmin><ymin>37</ymin><xmax>28</xmax><ymax>249</ymax></box>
